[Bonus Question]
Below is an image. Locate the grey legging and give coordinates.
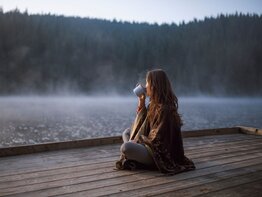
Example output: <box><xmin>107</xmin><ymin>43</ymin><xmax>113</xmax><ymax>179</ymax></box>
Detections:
<box><xmin>120</xmin><ymin>128</ymin><xmax>154</xmax><ymax>166</ymax></box>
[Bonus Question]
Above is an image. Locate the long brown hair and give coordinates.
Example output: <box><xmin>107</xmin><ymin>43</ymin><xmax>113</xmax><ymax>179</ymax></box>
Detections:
<box><xmin>146</xmin><ymin>69</ymin><xmax>183</xmax><ymax>126</ymax></box>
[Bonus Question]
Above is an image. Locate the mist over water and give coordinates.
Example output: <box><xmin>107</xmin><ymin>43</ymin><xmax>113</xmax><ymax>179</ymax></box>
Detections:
<box><xmin>0</xmin><ymin>96</ymin><xmax>261</xmax><ymax>147</ymax></box>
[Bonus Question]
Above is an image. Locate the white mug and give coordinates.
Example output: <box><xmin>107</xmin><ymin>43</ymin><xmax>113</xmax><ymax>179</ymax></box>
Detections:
<box><xmin>133</xmin><ymin>84</ymin><xmax>146</xmax><ymax>97</ymax></box>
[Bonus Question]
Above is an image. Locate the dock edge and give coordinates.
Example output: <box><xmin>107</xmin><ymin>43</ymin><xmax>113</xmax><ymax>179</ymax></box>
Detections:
<box><xmin>0</xmin><ymin>126</ymin><xmax>261</xmax><ymax>157</ymax></box>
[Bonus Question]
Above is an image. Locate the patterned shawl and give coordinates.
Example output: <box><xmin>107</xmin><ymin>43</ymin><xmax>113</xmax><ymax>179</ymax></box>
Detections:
<box><xmin>130</xmin><ymin>104</ymin><xmax>195</xmax><ymax>175</ymax></box>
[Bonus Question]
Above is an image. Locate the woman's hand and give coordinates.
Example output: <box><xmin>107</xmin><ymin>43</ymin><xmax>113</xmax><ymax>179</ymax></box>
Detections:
<box><xmin>135</xmin><ymin>83</ymin><xmax>146</xmax><ymax>112</ymax></box>
<box><xmin>129</xmin><ymin>139</ymin><xmax>137</xmax><ymax>143</ymax></box>
<box><xmin>138</xmin><ymin>93</ymin><xmax>145</xmax><ymax>109</ymax></box>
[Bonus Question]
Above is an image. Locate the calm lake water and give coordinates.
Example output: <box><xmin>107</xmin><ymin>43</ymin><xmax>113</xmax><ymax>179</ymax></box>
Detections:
<box><xmin>0</xmin><ymin>96</ymin><xmax>261</xmax><ymax>147</ymax></box>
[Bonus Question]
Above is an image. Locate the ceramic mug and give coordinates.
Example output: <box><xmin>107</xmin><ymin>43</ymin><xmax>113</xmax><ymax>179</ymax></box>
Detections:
<box><xmin>133</xmin><ymin>84</ymin><xmax>146</xmax><ymax>97</ymax></box>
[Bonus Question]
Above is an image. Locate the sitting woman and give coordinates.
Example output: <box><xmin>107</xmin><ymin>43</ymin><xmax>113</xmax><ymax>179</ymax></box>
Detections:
<box><xmin>116</xmin><ymin>69</ymin><xmax>195</xmax><ymax>175</ymax></box>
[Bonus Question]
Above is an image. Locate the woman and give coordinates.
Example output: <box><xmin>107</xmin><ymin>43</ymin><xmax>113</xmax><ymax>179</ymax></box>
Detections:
<box><xmin>116</xmin><ymin>69</ymin><xmax>195</xmax><ymax>175</ymax></box>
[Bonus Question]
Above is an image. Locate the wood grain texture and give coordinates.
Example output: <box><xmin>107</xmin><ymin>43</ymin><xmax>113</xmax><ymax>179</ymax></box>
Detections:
<box><xmin>0</xmin><ymin>130</ymin><xmax>261</xmax><ymax>197</ymax></box>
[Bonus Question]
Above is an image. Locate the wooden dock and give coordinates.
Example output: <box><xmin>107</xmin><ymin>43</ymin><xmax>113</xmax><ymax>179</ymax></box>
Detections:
<box><xmin>0</xmin><ymin>126</ymin><xmax>261</xmax><ymax>196</ymax></box>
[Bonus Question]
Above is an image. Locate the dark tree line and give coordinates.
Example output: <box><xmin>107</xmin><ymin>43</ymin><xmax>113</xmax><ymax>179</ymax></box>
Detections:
<box><xmin>0</xmin><ymin>9</ymin><xmax>261</xmax><ymax>96</ymax></box>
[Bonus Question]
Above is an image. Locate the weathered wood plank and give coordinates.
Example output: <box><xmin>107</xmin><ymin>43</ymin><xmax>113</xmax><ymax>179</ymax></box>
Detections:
<box><xmin>187</xmin><ymin>141</ymin><xmax>262</xmax><ymax>154</ymax></box>
<box><xmin>1</xmin><ymin>147</ymin><xmax>261</xmax><ymax>190</ymax></box>
<box><xmin>1</xmin><ymin>152</ymin><xmax>261</xmax><ymax>196</ymax></box>
<box><xmin>114</xmin><ymin>165</ymin><xmax>262</xmax><ymax>197</ymax></box>
<box><xmin>0</xmin><ymin>136</ymin><xmax>122</xmax><ymax>157</ymax></box>
<box><xmin>182</xmin><ymin>127</ymin><xmax>240</xmax><ymax>137</ymax></box>
<box><xmin>238</xmin><ymin>126</ymin><xmax>262</xmax><ymax>136</ymax></box>
<box><xmin>183</xmin><ymin>133</ymin><xmax>257</xmax><ymax>143</ymax></box>
<box><xmin>184</xmin><ymin>135</ymin><xmax>262</xmax><ymax>149</ymax></box>
<box><xmin>152</xmin><ymin>171</ymin><xmax>262</xmax><ymax>197</ymax></box>
<box><xmin>136</xmin><ymin>170</ymin><xmax>262</xmax><ymax>197</ymax></box>
<box><xmin>1</xmin><ymin>136</ymin><xmax>261</xmax><ymax>178</ymax></box>
<box><xmin>0</xmin><ymin>141</ymin><xmax>260</xmax><ymax>190</ymax></box>
<box><xmin>0</xmin><ymin>131</ymin><xmax>261</xmax><ymax>196</ymax></box>
<box><xmin>198</xmin><ymin>179</ymin><xmax>262</xmax><ymax>197</ymax></box>
<box><xmin>0</xmin><ymin>144</ymin><xmax>117</xmax><ymax>161</ymax></box>
<box><xmin>0</xmin><ymin>155</ymin><xmax>119</xmax><ymax>177</ymax></box>
<box><xmin>49</xmin><ymin>158</ymin><xmax>262</xmax><ymax>197</ymax></box>
<box><xmin>0</xmin><ymin>151</ymin><xmax>119</xmax><ymax>172</ymax></box>
<box><xmin>1</xmin><ymin>135</ymin><xmax>261</xmax><ymax>172</ymax></box>
<box><xmin>1</xmin><ymin>138</ymin><xmax>261</xmax><ymax>178</ymax></box>
<box><xmin>0</xmin><ymin>140</ymin><xmax>260</xmax><ymax>184</ymax></box>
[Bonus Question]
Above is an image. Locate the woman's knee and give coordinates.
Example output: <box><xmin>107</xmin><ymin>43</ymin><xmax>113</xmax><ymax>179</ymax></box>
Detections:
<box><xmin>120</xmin><ymin>142</ymin><xmax>154</xmax><ymax>166</ymax></box>
<box><xmin>123</xmin><ymin>128</ymin><xmax>131</xmax><ymax>135</ymax></box>
<box><xmin>122</xmin><ymin>128</ymin><xmax>131</xmax><ymax>143</ymax></box>
<box><xmin>120</xmin><ymin>142</ymin><xmax>134</xmax><ymax>155</ymax></box>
